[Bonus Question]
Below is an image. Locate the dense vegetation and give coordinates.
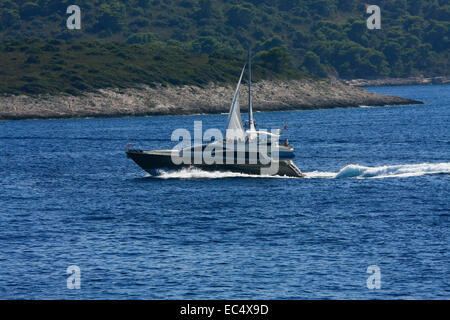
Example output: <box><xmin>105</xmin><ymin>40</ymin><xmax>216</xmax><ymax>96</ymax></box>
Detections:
<box><xmin>0</xmin><ymin>0</ymin><xmax>448</xmax><ymax>94</ymax></box>
<box><xmin>0</xmin><ymin>39</ymin><xmax>304</xmax><ymax>95</ymax></box>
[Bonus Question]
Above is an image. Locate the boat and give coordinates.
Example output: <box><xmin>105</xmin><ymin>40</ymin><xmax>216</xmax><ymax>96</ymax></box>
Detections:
<box><xmin>126</xmin><ymin>50</ymin><xmax>305</xmax><ymax>178</ymax></box>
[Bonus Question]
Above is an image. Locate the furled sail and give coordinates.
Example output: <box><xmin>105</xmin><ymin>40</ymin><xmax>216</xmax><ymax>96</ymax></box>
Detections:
<box><xmin>225</xmin><ymin>64</ymin><xmax>246</xmax><ymax>141</ymax></box>
<box><xmin>247</xmin><ymin>49</ymin><xmax>257</xmax><ymax>140</ymax></box>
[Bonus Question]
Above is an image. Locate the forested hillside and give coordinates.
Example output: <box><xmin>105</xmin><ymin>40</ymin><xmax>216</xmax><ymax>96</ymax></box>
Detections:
<box><xmin>0</xmin><ymin>0</ymin><xmax>448</xmax><ymax>94</ymax></box>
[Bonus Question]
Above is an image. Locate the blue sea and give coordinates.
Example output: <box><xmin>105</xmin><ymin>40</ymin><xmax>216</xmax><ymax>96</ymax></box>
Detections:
<box><xmin>0</xmin><ymin>84</ymin><xmax>449</xmax><ymax>299</ymax></box>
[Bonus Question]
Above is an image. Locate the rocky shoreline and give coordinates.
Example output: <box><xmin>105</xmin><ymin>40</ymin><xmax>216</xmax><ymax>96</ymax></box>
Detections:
<box><xmin>0</xmin><ymin>79</ymin><xmax>423</xmax><ymax>121</ymax></box>
<box><xmin>343</xmin><ymin>76</ymin><xmax>450</xmax><ymax>87</ymax></box>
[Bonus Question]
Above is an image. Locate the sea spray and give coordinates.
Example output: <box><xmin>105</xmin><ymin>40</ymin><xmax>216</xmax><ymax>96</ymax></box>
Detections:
<box><xmin>148</xmin><ymin>167</ymin><xmax>293</xmax><ymax>179</ymax></box>
<box><xmin>304</xmin><ymin>162</ymin><xmax>450</xmax><ymax>179</ymax></box>
<box><xmin>145</xmin><ymin>162</ymin><xmax>450</xmax><ymax>180</ymax></box>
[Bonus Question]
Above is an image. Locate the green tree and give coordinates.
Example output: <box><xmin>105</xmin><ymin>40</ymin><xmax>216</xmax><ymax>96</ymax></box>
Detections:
<box><xmin>383</xmin><ymin>43</ymin><xmax>402</xmax><ymax>64</ymax></box>
<box><xmin>258</xmin><ymin>36</ymin><xmax>285</xmax><ymax>51</ymax></box>
<box><xmin>303</xmin><ymin>51</ymin><xmax>327</xmax><ymax>76</ymax></box>
<box><xmin>20</xmin><ymin>2</ymin><xmax>40</xmax><ymax>19</ymax></box>
<box><xmin>126</xmin><ymin>33</ymin><xmax>158</xmax><ymax>44</ymax></box>
<box><xmin>198</xmin><ymin>0</ymin><xmax>214</xmax><ymax>18</ymax></box>
<box><xmin>1</xmin><ymin>0</ymin><xmax>19</xmax><ymax>10</ymax></box>
<box><xmin>258</xmin><ymin>46</ymin><xmax>292</xmax><ymax>72</ymax></box>
<box><xmin>346</xmin><ymin>20</ymin><xmax>366</xmax><ymax>44</ymax></box>
<box><xmin>191</xmin><ymin>36</ymin><xmax>222</xmax><ymax>54</ymax></box>
<box><xmin>277</xmin><ymin>0</ymin><xmax>300</xmax><ymax>11</ymax></box>
<box><xmin>338</xmin><ymin>0</ymin><xmax>356</xmax><ymax>12</ymax></box>
<box><xmin>424</xmin><ymin>21</ymin><xmax>449</xmax><ymax>51</ymax></box>
<box><xmin>226</xmin><ymin>5</ymin><xmax>254</xmax><ymax>28</ymax></box>
<box><xmin>93</xmin><ymin>1</ymin><xmax>125</xmax><ymax>32</ymax></box>
<box><xmin>407</xmin><ymin>0</ymin><xmax>423</xmax><ymax>15</ymax></box>
<box><xmin>308</xmin><ymin>0</ymin><xmax>336</xmax><ymax>17</ymax></box>
<box><xmin>0</xmin><ymin>9</ymin><xmax>20</xmax><ymax>29</ymax></box>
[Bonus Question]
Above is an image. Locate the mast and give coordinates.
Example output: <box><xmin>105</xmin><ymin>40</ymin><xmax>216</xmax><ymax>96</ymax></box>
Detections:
<box><xmin>248</xmin><ymin>48</ymin><xmax>255</xmax><ymax>132</ymax></box>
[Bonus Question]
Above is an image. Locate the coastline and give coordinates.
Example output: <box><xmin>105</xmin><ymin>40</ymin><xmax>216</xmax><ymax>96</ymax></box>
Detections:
<box><xmin>343</xmin><ymin>76</ymin><xmax>450</xmax><ymax>87</ymax></box>
<box><xmin>0</xmin><ymin>79</ymin><xmax>423</xmax><ymax>121</ymax></box>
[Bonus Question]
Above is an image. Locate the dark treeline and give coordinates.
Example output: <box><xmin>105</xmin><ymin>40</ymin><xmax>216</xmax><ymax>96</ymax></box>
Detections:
<box><xmin>0</xmin><ymin>0</ymin><xmax>448</xmax><ymax>94</ymax></box>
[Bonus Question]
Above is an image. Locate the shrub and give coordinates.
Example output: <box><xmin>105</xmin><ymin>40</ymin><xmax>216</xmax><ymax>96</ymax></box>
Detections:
<box><xmin>20</xmin><ymin>2</ymin><xmax>40</xmax><ymax>19</ymax></box>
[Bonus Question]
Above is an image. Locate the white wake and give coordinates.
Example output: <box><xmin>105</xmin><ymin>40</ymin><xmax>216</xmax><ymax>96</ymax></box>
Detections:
<box><xmin>304</xmin><ymin>162</ymin><xmax>450</xmax><ymax>179</ymax></box>
<box><xmin>149</xmin><ymin>167</ymin><xmax>290</xmax><ymax>179</ymax></box>
<box><xmin>146</xmin><ymin>162</ymin><xmax>450</xmax><ymax>180</ymax></box>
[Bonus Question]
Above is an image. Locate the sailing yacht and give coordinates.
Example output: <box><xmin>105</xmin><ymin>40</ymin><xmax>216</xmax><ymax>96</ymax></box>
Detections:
<box><xmin>126</xmin><ymin>51</ymin><xmax>304</xmax><ymax>177</ymax></box>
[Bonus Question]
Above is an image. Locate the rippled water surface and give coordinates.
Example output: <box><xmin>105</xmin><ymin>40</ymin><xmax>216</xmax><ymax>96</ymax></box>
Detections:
<box><xmin>0</xmin><ymin>84</ymin><xmax>449</xmax><ymax>299</ymax></box>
